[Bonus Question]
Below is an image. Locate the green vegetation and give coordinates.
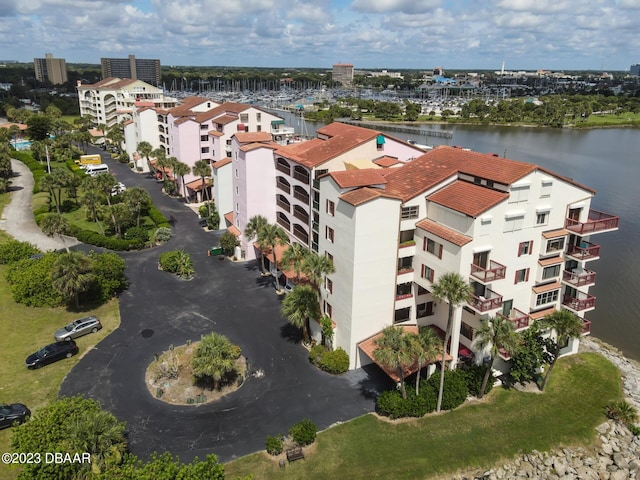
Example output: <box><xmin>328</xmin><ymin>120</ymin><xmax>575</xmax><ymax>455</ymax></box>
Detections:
<box><xmin>289</xmin><ymin>419</ymin><xmax>317</xmax><ymax>446</ymax></box>
<box><xmin>191</xmin><ymin>332</ymin><xmax>242</xmax><ymax>390</ymax></box>
<box><xmin>158</xmin><ymin>249</ymin><xmax>195</xmax><ymax>279</ymax></box>
<box><xmin>309</xmin><ymin>345</ymin><xmax>349</xmax><ymax>374</ymax></box>
<box><xmin>226</xmin><ymin>353</ymin><xmax>622</xmax><ymax>480</ymax></box>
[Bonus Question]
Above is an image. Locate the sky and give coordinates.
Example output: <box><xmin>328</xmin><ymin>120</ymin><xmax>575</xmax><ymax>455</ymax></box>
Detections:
<box><xmin>1</xmin><ymin>0</ymin><xmax>639</xmax><ymax>71</ymax></box>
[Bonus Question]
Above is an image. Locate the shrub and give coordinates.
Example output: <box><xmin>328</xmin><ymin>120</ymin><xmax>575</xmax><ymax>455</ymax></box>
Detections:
<box><xmin>606</xmin><ymin>400</ymin><xmax>638</xmax><ymax>426</ymax></box>
<box><xmin>128</xmin><ymin>162</ymin><xmax>135</xmax><ymax>169</ymax></box>
<box><xmin>199</xmin><ymin>203</ymin><xmax>212</xmax><ymax>218</ymax></box>
<box><xmin>0</xmin><ymin>240</ymin><xmax>40</xmax><ymax>264</ymax></box>
<box><xmin>461</xmin><ymin>363</ymin><xmax>494</xmax><ymax>397</ymax></box>
<box><xmin>118</xmin><ymin>152</ymin><xmax>130</xmax><ymax>163</ymax></box>
<box><xmin>87</xmin><ymin>251</ymin><xmax>128</xmax><ymax>302</ymax></box>
<box><xmin>152</xmin><ymin>227</ymin><xmax>172</xmax><ymax>244</ymax></box>
<box><xmin>124</xmin><ymin>226</ymin><xmax>150</xmax><ymax>243</ymax></box>
<box><xmin>159</xmin><ymin>250</ymin><xmax>182</xmax><ymax>273</ymax></box>
<box><xmin>5</xmin><ymin>253</ymin><xmax>65</xmax><ymax>307</ymax></box>
<box><xmin>219</xmin><ymin>231</ymin><xmax>239</xmax><ymax>256</ymax></box>
<box><xmin>265</xmin><ymin>435</ymin><xmax>283</xmax><ymax>456</ymax></box>
<box><xmin>376</xmin><ymin>389</ymin><xmax>431</xmax><ymax>419</ymax></box>
<box><xmin>74</xmin><ymin>229</ymin><xmax>143</xmax><ymax>251</ymax></box>
<box><xmin>206</xmin><ymin>212</ymin><xmax>220</xmax><ymax>230</ymax></box>
<box><xmin>148</xmin><ymin>206</ymin><xmax>170</xmax><ymax>228</ymax></box>
<box><xmin>425</xmin><ymin>369</ymin><xmax>469</xmax><ymax>411</ymax></box>
<box><xmin>309</xmin><ymin>345</ymin><xmax>325</xmax><ymax>366</ymax></box>
<box><xmin>163</xmin><ymin>179</ymin><xmax>177</xmax><ymax>196</ymax></box>
<box><xmin>319</xmin><ymin>348</ymin><xmax>349</xmax><ymax>374</ymax></box>
<box><xmin>289</xmin><ymin>419</ymin><xmax>317</xmax><ymax>446</ymax></box>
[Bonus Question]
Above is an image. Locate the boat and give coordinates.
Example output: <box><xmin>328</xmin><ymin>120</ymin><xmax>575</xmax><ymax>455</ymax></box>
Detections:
<box><xmin>407</xmin><ymin>139</ymin><xmax>433</xmax><ymax>151</ymax></box>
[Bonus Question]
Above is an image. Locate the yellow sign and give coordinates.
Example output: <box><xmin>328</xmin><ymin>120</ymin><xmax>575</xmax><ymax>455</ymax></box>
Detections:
<box><xmin>79</xmin><ymin>154</ymin><xmax>102</xmax><ymax>165</ymax></box>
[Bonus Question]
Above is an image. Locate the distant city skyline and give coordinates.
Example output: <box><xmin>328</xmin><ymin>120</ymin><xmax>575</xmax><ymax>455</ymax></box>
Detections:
<box><xmin>4</xmin><ymin>0</ymin><xmax>639</xmax><ymax>71</ymax></box>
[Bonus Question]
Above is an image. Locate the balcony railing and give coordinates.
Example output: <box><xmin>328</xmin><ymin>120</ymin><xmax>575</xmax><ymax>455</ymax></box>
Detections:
<box><xmin>565</xmin><ymin>209</ymin><xmax>619</xmax><ymax>235</ymax></box>
<box><xmin>469</xmin><ymin>288</ymin><xmax>503</xmax><ymax>312</ymax></box>
<box><xmin>562</xmin><ymin>292</ymin><xmax>596</xmax><ymax>312</ymax></box>
<box><xmin>562</xmin><ymin>269</ymin><xmax>596</xmax><ymax>287</ymax></box>
<box><xmin>293</xmin><ymin>190</ymin><xmax>310</xmax><ymax>204</ymax></box>
<box><xmin>397</xmin><ymin>267</ymin><xmax>414</xmax><ymax>275</ymax></box>
<box><xmin>293</xmin><ymin>171</ymin><xmax>310</xmax><ymax>184</ymax></box>
<box><xmin>566</xmin><ymin>241</ymin><xmax>600</xmax><ymax>261</ymax></box>
<box><xmin>470</xmin><ymin>260</ymin><xmax>507</xmax><ymax>283</ymax></box>
<box><xmin>276</xmin><ymin>217</ymin><xmax>290</xmax><ymax>231</ymax></box>
<box><xmin>498</xmin><ymin>308</ymin><xmax>531</xmax><ymax>331</ymax></box>
<box><xmin>276</xmin><ymin>163</ymin><xmax>290</xmax><ymax>175</ymax></box>
<box><xmin>276</xmin><ymin>181</ymin><xmax>291</xmax><ymax>195</ymax></box>
<box><xmin>581</xmin><ymin>318</ymin><xmax>591</xmax><ymax>335</ymax></box>
<box><xmin>395</xmin><ymin>293</ymin><xmax>413</xmax><ymax>301</ymax></box>
<box><xmin>276</xmin><ymin>198</ymin><xmax>290</xmax><ymax>212</ymax></box>
<box><xmin>293</xmin><ymin>209</ymin><xmax>309</xmax><ymax>224</ymax></box>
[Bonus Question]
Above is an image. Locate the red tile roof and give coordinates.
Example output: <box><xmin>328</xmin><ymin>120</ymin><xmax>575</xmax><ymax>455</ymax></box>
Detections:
<box><xmin>538</xmin><ymin>256</ymin><xmax>563</xmax><ymax>266</ymax></box>
<box><xmin>532</xmin><ymin>281</ymin><xmax>562</xmax><ymax>294</ymax></box>
<box><xmin>329</xmin><ymin>169</ymin><xmax>387</xmax><ymax>189</ymax></box>
<box><xmin>213</xmin><ymin>158</ymin><xmax>231</xmax><ymax>168</ymax></box>
<box><xmin>339</xmin><ymin>188</ymin><xmax>383</xmax><ymax>206</ymax></box>
<box><xmin>234</xmin><ymin>131</ymin><xmax>272</xmax><ymax>143</ymax></box>
<box><xmin>373</xmin><ymin>156</ymin><xmax>401</xmax><ymax>167</ymax></box>
<box><xmin>529</xmin><ymin>307</ymin><xmax>556</xmax><ymax>320</ymax></box>
<box><xmin>224</xmin><ymin>212</ymin><xmax>234</xmax><ymax>225</ymax></box>
<box><xmin>542</xmin><ymin>228</ymin><xmax>570</xmax><ymax>239</ymax></box>
<box><xmin>239</xmin><ymin>142</ymin><xmax>280</xmax><ymax>153</ymax></box>
<box><xmin>427</xmin><ymin>180</ymin><xmax>508</xmax><ymax>217</ymax></box>
<box><xmin>416</xmin><ymin>218</ymin><xmax>473</xmax><ymax>246</ymax></box>
<box><xmin>214</xmin><ymin>114</ymin><xmax>238</xmax><ymax>126</ymax></box>
<box><xmin>185</xmin><ymin>178</ymin><xmax>212</xmax><ymax>191</ymax></box>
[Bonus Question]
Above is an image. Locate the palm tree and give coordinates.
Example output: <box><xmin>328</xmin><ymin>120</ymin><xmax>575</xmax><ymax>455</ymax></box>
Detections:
<box><xmin>193</xmin><ymin>159</ymin><xmax>212</xmax><ymax>204</ymax></box>
<box><xmin>244</xmin><ymin>215</ymin><xmax>269</xmax><ymax>274</ymax></box>
<box><xmin>302</xmin><ymin>251</ymin><xmax>335</xmax><ymax>291</ymax></box>
<box><xmin>409</xmin><ymin>327</ymin><xmax>443</xmax><ymax>396</ymax></box>
<box><xmin>155</xmin><ymin>154</ymin><xmax>172</xmax><ymax>182</ymax></box>
<box><xmin>539</xmin><ymin>310</ymin><xmax>584</xmax><ymax>391</ymax></box>
<box><xmin>80</xmin><ymin>187</ymin><xmax>106</xmax><ymax>235</ymax></box>
<box><xmin>191</xmin><ymin>332</ymin><xmax>241</xmax><ymax>389</ymax></box>
<box><xmin>40</xmin><ymin>213</ymin><xmax>70</xmax><ymax>252</ymax></box>
<box><xmin>281</xmin><ymin>242</ymin><xmax>308</xmax><ymax>284</ymax></box>
<box><xmin>281</xmin><ymin>285</ymin><xmax>320</xmax><ymax>343</ymax></box>
<box><xmin>257</xmin><ymin>223</ymin><xmax>288</xmax><ymax>292</ymax></box>
<box><xmin>122</xmin><ymin>187</ymin><xmax>151</xmax><ymax>227</ymax></box>
<box><xmin>51</xmin><ymin>251</ymin><xmax>95</xmax><ymax>309</ymax></box>
<box><xmin>40</xmin><ymin>174</ymin><xmax>60</xmax><ymax>214</ymax></box>
<box><xmin>172</xmin><ymin>161</ymin><xmax>192</xmax><ymax>202</ymax></box>
<box><xmin>69</xmin><ymin>410</ymin><xmax>126</xmax><ymax>475</ymax></box>
<box><xmin>137</xmin><ymin>141</ymin><xmax>153</xmax><ymax>172</ymax></box>
<box><xmin>472</xmin><ymin>316</ymin><xmax>518</xmax><ymax>398</ymax></box>
<box><xmin>151</xmin><ymin>147</ymin><xmax>166</xmax><ymax>179</ymax></box>
<box><xmin>373</xmin><ymin>326</ymin><xmax>413</xmax><ymax>399</ymax></box>
<box><xmin>431</xmin><ymin>272</ymin><xmax>472</xmax><ymax>413</ymax></box>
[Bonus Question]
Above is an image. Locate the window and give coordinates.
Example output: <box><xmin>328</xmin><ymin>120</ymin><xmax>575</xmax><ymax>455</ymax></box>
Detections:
<box><xmin>401</xmin><ymin>205</ymin><xmax>419</xmax><ymax>219</ymax></box>
<box><xmin>424</xmin><ymin>238</ymin><xmax>443</xmax><ymax>258</ymax></box>
<box><xmin>542</xmin><ymin>264</ymin><xmax>561</xmax><ymax>280</ymax></box>
<box><xmin>504</xmin><ymin>214</ymin><xmax>524</xmax><ymax>232</ymax></box>
<box><xmin>518</xmin><ymin>241</ymin><xmax>533</xmax><ymax>256</ymax></box>
<box><xmin>200</xmin><ymin>135</ymin><xmax>208</xmax><ymax>142</ymax></box>
<box><xmin>417</xmin><ymin>285</ymin><xmax>428</xmax><ymax>295</ymax></box>
<box><xmin>201</xmin><ymin>147</ymin><xmax>209</xmax><ymax>154</ymax></box>
<box><xmin>325</xmin><ymin>251</ymin><xmax>333</xmax><ymax>263</ymax></box>
<box><xmin>240</xmin><ymin>113</ymin><xmax>248</xmax><ymax>123</ymax></box>
<box><xmin>421</xmin><ymin>264</ymin><xmax>434</xmax><ymax>282</ymax></box>
<box><xmin>509</xmin><ymin>185</ymin><xmax>530</xmax><ymax>203</ymax></box>
<box><xmin>256</xmin><ymin>113</ymin><xmax>261</xmax><ymax>121</ymax></box>
<box><xmin>540</xmin><ymin>180</ymin><xmax>552</xmax><ymax>198</ymax></box>
<box><xmin>226</xmin><ymin>139</ymin><xmax>232</xmax><ymax>146</ymax></box>
<box><xmin>234</xmin><ymin>168</ymin><xmax>238</xmax><ymax>178</ymax></box>
<box><xmin>326</xmin><ymin>226</ymin><xmax>334</xmax><ymax>243</ymax></box>
<box><xmin>514</xmin><ymin>268</ymin><xmax>529</xmax><ymax>284</ymax></box>
<box><xmin>461</xmin><ymin>322</ymin><xmax>474</xmax><ymax>340</ymax></box>
<box><xmin>326</xmin><ymin>199</ymin><xmax>335</xmax><ymax>216</ymax></box>
<box><xmin>235</xmin><ymin>202</ymin><xmax>239</xmax><ymax>213</ymax></box>
<box><xmin>535</xmin><ymin>290</ymin><xmax>559</xmax><ymax>307</ymax></box>
<box><xmin>536</xmin><ymin>212</ymin><xmax>548</xmax><ymax>225</ymax></box>
<box><xmin>200</xmin><ymin>124</ymin><xmax>208</xmax><ymax>130</ymax></box>
<box><xmin>416</xmin><ymin>301</ymin><xmax>434</xmax><ymax>318</ymax></box>
<box><xmin>546</xmin><ymin>238</ymin><xmax>565</xmax><ymax>254</ymax></box>
<box><xmin>257</xmin><ymin>125</ymin><xmax>261</xmax><ymax>132</ymax></box>
<box><xmin>325</xmin><ymin>277</ymin><xmax>333</xmax><ymax>294</ymax></box>
<box><xmin>325</xmin><ymin>302</ymin><xmax>333</xmax><ymax>318</ymax></box>
<box><xmin>235</xmin><ymin>185</ymin><xmax>239</xmax><ymax>195</ymax></box>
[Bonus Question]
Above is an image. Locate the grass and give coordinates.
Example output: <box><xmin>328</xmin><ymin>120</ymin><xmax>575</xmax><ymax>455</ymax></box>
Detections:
<box><xmin>0</xmin><ymin>192</ymin><xmax>121</xmax><ymax>479</ymax></box>
<box><xmin>225</xmin><ymin>353</ymin><xmax>622</xmax><ymax>480</ymax></box>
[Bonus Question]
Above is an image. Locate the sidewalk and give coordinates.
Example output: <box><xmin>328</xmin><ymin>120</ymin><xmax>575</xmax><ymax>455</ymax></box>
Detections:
<box><xmin>0</xmin><ymin>159</ymin><xmax>80</xmax><ymax>251</ymax></box>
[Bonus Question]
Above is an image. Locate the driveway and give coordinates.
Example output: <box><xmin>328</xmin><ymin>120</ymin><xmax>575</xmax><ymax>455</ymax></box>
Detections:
<box><xmin>59</xmin><ymin>148</ymin><xmax>391</xmax><ymax>463</ymax></box>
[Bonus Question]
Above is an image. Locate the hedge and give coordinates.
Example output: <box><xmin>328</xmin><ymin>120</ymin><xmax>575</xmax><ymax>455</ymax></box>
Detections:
<box><xmin>148</xmin><ymin>206</ymin><xmax>170</xmax><ymax>228</ymax></box>
<box><xmin>12</xmin><ymin>151</ymin><xmax>46</xmax><ymax>193</ymax></box>
<box><xmin>309</xmin><ymin>346</ymin><xmax>350</xmax><ymax>374</ymax></box>
<box><xmin>74</xmin><ymin>229</ymin><xmax>144</xmax><ymax>251</ymax></box>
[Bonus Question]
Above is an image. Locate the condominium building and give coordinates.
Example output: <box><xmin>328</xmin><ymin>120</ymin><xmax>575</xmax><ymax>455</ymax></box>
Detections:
<box><xmin>332</xmin><ymin>63</ymin><xmax>354</xmax><ymax>86</ymax></box>
<box><xmin>77</xmin><ymin>77</ymin><xmax>178</xmax><ymax>128</ymax></box>
<box><xmin>101</xmin><ymin>55</ymin><xmax>161</xmax><ymax>85</ymax></box>
<box><xmin>314</xmin><ymin>146</ymin><xmax>618</xmax><ymax>371</ymax></box>
<box><xmin>34</xmin><ymin>53</ymin><xmax>67</xmax><ymax>85</ymax></box>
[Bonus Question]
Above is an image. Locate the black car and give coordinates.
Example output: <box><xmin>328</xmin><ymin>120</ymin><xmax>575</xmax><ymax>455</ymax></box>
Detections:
<box><xmin>26</xmin><ymin>341</ymin><xmax>79</xmax><ymax>369</ymax></box>
<box><xmin>0</xmin><ymin>403</ymin><xmax>30</xmax><ymax>429</ymax></box>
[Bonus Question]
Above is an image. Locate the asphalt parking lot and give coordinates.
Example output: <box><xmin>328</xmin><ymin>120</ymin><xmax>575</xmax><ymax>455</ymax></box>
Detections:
<box><xmin>59</xmin><ymin>149</ymin><xmax>391</xmax><ymax>463</ymax></box>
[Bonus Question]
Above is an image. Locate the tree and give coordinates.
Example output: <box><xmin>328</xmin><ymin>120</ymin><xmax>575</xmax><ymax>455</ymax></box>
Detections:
<box><xmin>409</xmin><ymin>327</ymin><xmax>442</xmax><ymax>395</ymax></box>
<box><xmin>257</xmin><ymin>223</ymin><xmax>288</xmax><ymax>292</ymax></box>
<box><xmin>172</xmin><ymin>161</ymin><xmax>191</xmax><ymax>201</ymax></box>
<box><xmin>472</xmin><ymin>316</ymin><xmax>518</xmax><ymax>398</ymax></box>
<box><xmin>373</xmin><ymin>326</ymin><xmax>413</xmax><ymax>399</ymax></box>
<box><xmin>244</xmin><ymin>215</ymin><xmax>269</xmax><ymax>274</ymax></box>
<box><xmin>26</xmin><ymin>113</ymin><xmax>52</xmax><ymax>141</ymax></box>
<box><xmin>93</xmin><ymin>173</ymin><xmax>119</xmax><ymax>236</ymax></box>
<box><xmin>39</xmin><ymin>174</ymin><xmax>61</xmax><ymax>214</ymax></box>
<box><xmin>281</xmin><ymin>242</ymin><xmax>308</xmax><ymax>284</ymax></box>
<box><xmin>539</xmin><ymin>310</ymin><xmax>584</xmax><ymax>391</ymax></box>
<box><xmin>193</xmin><ymin>159</ymin><xmax>212</xmax><ymax>205</ymax></box>
<box><xmin>302</xmin><ymin>250</ymin><xmax>335</xmax><ymax>291</ymax></box>
<box><xmin>191</xmin><ymin>332</ymin><xmax>241</xmax><ymax>389</ymax></box>
<box><xmin>220</xmin><ymin>231</ymin><xmax>239</xmax><ymax>256</ymax></box>
<box><xmin>40</xmin><ymin>212</ymin><xmax>70</xmax><ymax>252</ymax></box>
<box><xmin>122</xmin><ymin>186</ymin><xmax>151</xmax><ymax>227</ymax></box>
<box><xmin>155</xmin><ymin>154</ymin><xmax>172</xmax><ymax>182</ymax></box>
<box><xmin>281</xmin><ymin>284</ymin><xmax>320</xmax><ymax>343</ymax></box>
<box><xmin>137</xmin><ymin>140</ymin><xmax>153</xmax><ymax>172</ymax></box>
<box><xmin>509</xmin><ymin>326</ymin><xmax>553</xmax><ymax>385</ymax></box>
<box><xmin>51</xmin><ymin>251</ymin><xmax>95</xmax><ymax>309</ymax></box>
<box><xmin>431</xmin><ymin>272</ymin><xmax>472</xmax><ymax>412</ymax></box>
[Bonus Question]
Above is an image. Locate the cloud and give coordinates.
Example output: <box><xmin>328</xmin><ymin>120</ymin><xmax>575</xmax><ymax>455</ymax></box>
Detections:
<box><xmin>351</xmin><ymin>0</ymin><xmax>440</xmax><ymax>14</ymax></box>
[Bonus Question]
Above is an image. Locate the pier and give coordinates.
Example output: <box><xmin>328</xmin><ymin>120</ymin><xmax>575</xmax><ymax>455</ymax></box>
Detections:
<box><xmin>338</xmin><ymin>119</ymin><xmax>454</xmax><ymax>139</ymax></box>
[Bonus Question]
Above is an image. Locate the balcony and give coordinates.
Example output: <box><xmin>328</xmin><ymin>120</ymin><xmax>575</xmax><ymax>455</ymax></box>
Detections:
<box><xmin>562</xmin><ymin>269</ymin><xmax>596</xmax><ymax>287</ymax></box>
<box><xmin>276</xmin><ymin>163</ymin><xmax>290</xmax><ymax>175</ymax></box>
<box><xmin>565</xmin><ymin>241</ymin><xmax>600</xmax><ymax>261</ymax></box>
<box><xmin>565</xmin><ymin>209</ymin><xmax>619</xmax><ymax>235</ymax></box>
<box><xmin>469</xmin><ymin>288</ymin><xmax>503</xmax><ymax>312</ymax></box>
<box><xmin>293</xmin><ymin>208</ymin><xmax>309</xmax><ymax>224</ymax></box>
<box><xmin>293</xmin><ymin>170</ymin><xmax>310</xmax><ymax>184</ymax></box>
<box><xmin>398</xmin><ymin>240</ymin><xmax>416</xmax><ymax>257</ymax></box>
<box><xmin>276</xmin><ymin>197</ymin><xmax>290</xmax><ymax>212</ymax></box>
<box><xmin>276</xmin><ymin>179</ymin><xmax>291</xmax><ymax>195</ymax></box>
<box><xmin>470</xmin><ymin>260</ymin><xmax>507</xmax><ymax>283</ymax></box>
<box><xmin>562</xmin><ymin>292</ymin><xmax>596</xmax><ymax>312</ymax></box>
<box><xmin>293</xmin><ymin>188</ymin><xmax>310</xmax><ymax>204</ymax></box>
<box><xmin>276</xmin><ymin>215</ymin><xmax>290</xmax><ymax>232</ymax></box>
<box><xmin>498</xmin><ymin>308</ymin><xmax>531</xmax><ymax>331</ymax></box>
<box><xmin>580</xmin><ymin>318</ymin><xmax>591</xmax><ymax>335</ymax></box>
<box><xmin>396</xmin><ymin>267</ymin><xmax>414</xmax><ymax>283</ymax></box>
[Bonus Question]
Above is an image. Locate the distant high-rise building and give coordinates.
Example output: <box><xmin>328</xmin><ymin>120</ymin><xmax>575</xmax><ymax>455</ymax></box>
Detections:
<box><xmin>332</xmin><ymin>63</ymin><xmax>354</xmax><ymax>86</ymax></box>
<box><xmin>33</xmin><ymin>53</ymin><xmax>68</xmax><ymax>85</ymax></box>
<box><xmin>101</xmin><ymin>55</ymin><xmax>161</xmax><ymax>85</ymax></box>
<box><xmin>630</xmin><ymin>64</ymin><xmax>640</xmax><ymax>76</ymax></box>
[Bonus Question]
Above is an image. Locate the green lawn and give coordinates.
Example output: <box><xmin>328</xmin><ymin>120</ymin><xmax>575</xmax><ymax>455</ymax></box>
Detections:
<box><xmin>225</xmin><ymin>353</ymin><xmax>621</xmax><ymax>480</ymax></box>
<box><xmin>0</xmin><ymin>192</ymin><xmax>121</xmax><ymax>479</ymax></box>
<box><xmin>577</xmin><ymin>112</ymin><xmax>640</xmax><ymax>128</ymax></box>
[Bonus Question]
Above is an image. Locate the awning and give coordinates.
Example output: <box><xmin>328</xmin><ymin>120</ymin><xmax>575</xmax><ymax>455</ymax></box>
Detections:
<box><xmin>376</xmin><ymin>134</ymin><xmax>386</xmax><ymax>145</ymax></box>
<box><xmin>271</xmin><ymin>120</ymin><xmax>285</xmax><ymax>126</ymax></box>
<box><xmin>185</xmin><ymin>178</ymin><xmax>212</xmax><ymax>192</ymax></box>
<box><xmin>237</xmin><ymin>124</ymin><xmax>245</xmax><ymax>131</ymax></box>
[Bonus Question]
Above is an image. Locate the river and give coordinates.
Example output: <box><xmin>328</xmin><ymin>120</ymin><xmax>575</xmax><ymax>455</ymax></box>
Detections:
<box><xmin>283</xmin><ymin>113</ymin><xmax>640</xmax><ymax>361</ymax></box>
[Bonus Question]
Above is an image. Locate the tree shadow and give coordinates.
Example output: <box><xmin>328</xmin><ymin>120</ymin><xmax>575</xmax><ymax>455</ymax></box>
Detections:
<box><xmin>280</xmin><ymin>323</ymin><xmax>302</xmax><ymax>344</ymax></box>
<box><xmin>7</xmin><ymin>185</ymin><xmax>23</xmax><ymax>192</ymax></box>
<box><xmin>358</xmin><ymin>364</ymin><xmax>394</xmax><ymax>400</ymax></box>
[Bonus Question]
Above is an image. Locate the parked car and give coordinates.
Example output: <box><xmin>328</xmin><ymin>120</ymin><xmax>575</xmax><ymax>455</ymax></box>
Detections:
<box><xmin>26</xmin><ymin>341</ymin><xmax>79</xmax><ymax>369</ymax></box>
<box><xmin>0</xmin><ymin>403</ymin><xmax>31</xmax><ymax>429</ymax></box>
<box><xmin>111</xmin><ymin>182</ymin><xmax>126</xmax><ymax>195</ymax></box>
<box><xmin>54</xmin><ymin>316</ymin><xmax>102</xmax><ymax>341</ymax></box>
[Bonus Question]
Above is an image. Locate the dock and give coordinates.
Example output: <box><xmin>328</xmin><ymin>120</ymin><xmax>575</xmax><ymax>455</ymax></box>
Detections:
<box><xmin>338</xmin><ymin>119</ymin><xmax>453</xmax><ymax>139</ymax></box>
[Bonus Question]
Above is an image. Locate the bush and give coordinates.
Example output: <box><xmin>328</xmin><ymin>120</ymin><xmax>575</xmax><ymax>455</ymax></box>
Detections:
<box><xmin>461</xmin><ymin>363</ymin><xmax>494</xmax><ymax>397</ymax></box>
<box><xmin>5</xmin><ymin>253</ymin><xmax>65</xmax><ymax>307</ymax></box>
<box><xmin>124</xmin><ymin>226</ymin><xmax>150</xmax><ymax>243</ymax></box>
<box><xmin>148</xmin><ymin>206</ymin><xmax>170</xmax><ymax>228</ymax></box>
<box><xmin>128</xmin><ymin>162</ymin><xmax>135</xmax><ymax>169</ymax></box>
<box><xmin>376</xmin><ymin>389</ymin><xmax>431</xmax><ymax>419</ymax></box>
<box><xmin>163</xmin><ymin>179</ymin><xmax>177</xmax><ymax>196</ymax></box>
<box><xmin>424</xmin><ymin>369</ymin><xmax>469</xmax><ymax>411</ymax></box>
<box><xmin>159</xmin><ymin>250</ymin><xmax>182</xmax><ymax>273</ymax></box>
<box><xmin>606</xmin><ymin>400</ymin><xmax>638</xmax><ymax>426</ymax></box>
<box><xmin>74</xmin><ymin>229</ymin><xmax>143</xmax><ymax>251</ymax></box>
<box><xmin>309</xmin><ymin>345</ymin><xmax>325</xmax><ymax>366</ymax></box>
<box><xmin>319</xmin><ymin>348</ymin><xmax>349</xmax><ymax>374</ymax></box>
<box><xmin>206</xmin><ymin>212</ymin><xmax>220</xmax><ymax>230</ymax></box>
<box><xmin>289</xmin><ymin>419</ymin><xmax>317</xmax><ymax>446</ymax></box>
<box><xmin>199</xmin><ymin>203</ymin><xmax>213</xmax><ymax>218</ymax></box>
<box><xmin>87</xmin><ymin>251</ymin><xmax>128</xmax><ymax>302</ymax></box>
<box><xmin>219</xmin><ymin>231</ymin><xmax>239</xmax><ymax>256</ymax></box>
<box><xmin>265</xmin><ymin>435</ymin><xmax>283</xmax><ymax>456</ymax></box>
<box><xmin>0</xmin><ymin>240</ymin><xmax>40</xmax><ymax>264</ymax></box>
<box><xmin>13</xmin><ymin>151</ymin><xmax>46</xmax><ymax>194</ymax></box>
<box><xmin>151</xmin><ymin>227</ymin><xmax>172</xmax><ymax>244</ymax></box>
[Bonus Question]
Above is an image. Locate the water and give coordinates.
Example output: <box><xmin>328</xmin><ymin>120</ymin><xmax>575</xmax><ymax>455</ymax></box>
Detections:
<box><xmin>282</xmin><ymin>114</ymin><xmax>640</xmax><ymax>360</ymax></box>
<box><xmin>12</xmin><ymin>140</ymin><xmax>32</xmax><ymax>150</ymax></box>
